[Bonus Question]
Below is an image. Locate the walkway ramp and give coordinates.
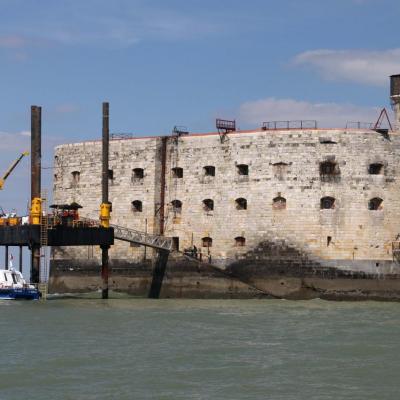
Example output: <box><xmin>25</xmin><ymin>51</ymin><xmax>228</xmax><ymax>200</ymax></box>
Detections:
<box><xmin>112</xmin><ymin>223</ymin><xmax>173</xmax><ymax>251</ymax></box>
<box><xmin>79</xmin><ymin>217</ymin><xmax>173</xmax><ymax>251</ymax></box>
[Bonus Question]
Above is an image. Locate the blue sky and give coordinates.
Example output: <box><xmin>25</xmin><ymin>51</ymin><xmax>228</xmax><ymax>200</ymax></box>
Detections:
<box><xmin>0</xmin><ymin>0</ymin><xmax>400</xmax><ymax>214</ymax></box>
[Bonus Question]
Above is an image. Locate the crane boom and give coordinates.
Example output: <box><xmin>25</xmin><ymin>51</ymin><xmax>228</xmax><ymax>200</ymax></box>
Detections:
<box><xmin>0</xmin><ymin>151</ymin><xmax>29</xmax><ymax>190</ymax></box>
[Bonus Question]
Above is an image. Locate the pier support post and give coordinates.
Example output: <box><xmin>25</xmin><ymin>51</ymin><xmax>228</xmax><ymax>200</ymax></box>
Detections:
<box><xmin>148</xmin><ymin>249</ymin><xmax>170</xmax><ymax>298</ymax></box>
<box><xmin>100</xmin><ymin>102</ymin><xmax>110</xmax><ymax>299</ymax></box>
<box><xmin>19</xmin><ymin>245</ymin><xmax>23</xmax><ymax>273</ymax></box>
<box><xmin>30</xmin><ymin>105</ymin><xmax>41</xmax><ymax>284</ymax></box>
<box><xmin>101</xmin><ymin>245</ymin><xmax>109</xmax><ymax>299</ymax></box>
<box><xmin>5</xmin><ymin>246</ymin><xmax>8</xmax><ymax>269</ymax></box>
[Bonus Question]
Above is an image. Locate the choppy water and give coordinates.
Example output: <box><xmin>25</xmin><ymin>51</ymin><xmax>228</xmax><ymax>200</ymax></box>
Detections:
<box><xmin>1</xmin><ymin>296</ymin><xmax>400</xmax><ymax>400</ymax></box>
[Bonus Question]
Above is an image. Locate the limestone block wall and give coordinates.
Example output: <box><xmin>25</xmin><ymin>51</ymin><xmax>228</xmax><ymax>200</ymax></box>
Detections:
<box><xmin>53</xmin><ymin>137</ymin><xmax>162</xmax><ymax>263</ymax></box>
<box><xmin>52</xmin><ymin>128</ymin><xmax>400</xmax><ymax>273</ymax></box>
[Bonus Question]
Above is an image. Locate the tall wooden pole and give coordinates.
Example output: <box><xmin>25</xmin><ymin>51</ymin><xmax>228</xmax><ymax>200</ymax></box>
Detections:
<box><xmin>31</xmin><ymin>105</ymin><xmax>41</xmax><ymax>284</ymax></box>
<box><xmin>101</xmin><ymin>102</ymin><xmax>110</xmax><ymax>299</ymax></box>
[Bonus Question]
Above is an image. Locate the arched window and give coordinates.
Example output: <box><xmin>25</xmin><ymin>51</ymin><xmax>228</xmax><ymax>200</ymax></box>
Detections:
<box><xmin>236</xmin><ymin>164</ymin><xmax>249</xmax><ymax>176</ymax></box>
<box><xmin>132</xmin><ymin>168</ymin><xmax>144</xmax><ymax>182</ymax></box>
<box><xmin>172</xmin><ymin>167</ymin><xmax>183</xmax><ymax>178</ymax></box>
<box><xmin>202</xmin><ymin>237</ymin><xmax>212</xmax><ymax>247</ymax></box>
<box><xmin>203</xmin><ymin>199</ymin><xmax>214</xmax><ymax>211</ymax></box>
<box><xmin>171</xmin><ymin>199</ymin><xmax>182</xmax><ymax>214</ymax></box>
<box><xmin>320</xmin><ymin>196</ymin><xmax>335</xmax><ymax>209</ymax></box>
<box><xmin>203</xmin><ymin>166</ymin><xmax>215</xmax><ymax>176</ymax></box>
<box><xmin>131</xmin><ymin>200</ymin><xmax>143</xmax><ymax>212</ymax></box>
<box><xmin>108</xmin><ymin>169</ymin><xmax>114</xmax><ymax>180</ymax></box>
<box><xmin>369</xmin><ymin>197</ymin><xmax>383</xmax><ymax>211</ymax></box>
<box><xmin>235</xmin><ymin>236</ymin><xmax>246</xmax><ymax>247</ymax></box>
<box><xmin>272</xmin><ymin>162</ymin><xmax>289</xmax><ymax>180</ymax></box>
<box><xmin>71</xmin><ymin>171</ymin><xmax>80</xmax><ymax>185</ymax></box>
<box><xmin>273</xmin><ymin>196</ymin><xmax>286</xmax><ymax>210</ymax></box>
<box><xmin>235</xmin><ymin>198</ymin><xmax>247</xmax><ymax>210</ymax></box>
<box><xmin>369</xmin><ymin>163</ymin><xmax>384</xmax><ymax>175</ymax></box>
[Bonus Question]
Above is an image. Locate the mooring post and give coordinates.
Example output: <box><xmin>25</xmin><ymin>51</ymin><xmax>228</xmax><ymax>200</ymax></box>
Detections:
<box><xmin>5</xmin><ymin>246</ymin><xmax>8</xmax><ymax>269</ymax></box>
<box><xmin>19</xmin><ymin>245</ymin><xmax>23</xmax><ymax>273</ymax></box>
<box><xmin>100</xmin><ymin>102</ymin><xmax>110</xmax><ymax>299</ymax></box>
<box><xmin>148</xmin><ymin>249</ymin><xmax>170</xmax><ymax>298</ymax></box>
<box><xmin>30</xmin><ymin>105</ymin><xmax>41</xmax><ymax>284</ymax></box>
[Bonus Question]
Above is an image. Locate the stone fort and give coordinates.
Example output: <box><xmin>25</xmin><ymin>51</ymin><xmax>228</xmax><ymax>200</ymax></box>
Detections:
<box><xmin>50</xmin><ymin>75</ymin><xmax>400</xmax><ymax>299</ymax></box>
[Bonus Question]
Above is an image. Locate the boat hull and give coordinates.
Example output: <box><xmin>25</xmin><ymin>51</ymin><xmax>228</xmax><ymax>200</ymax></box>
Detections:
<box><xmin>0</xmin><ymin>288</ymin><xmax>41</xmax><ymax>300</ymax></box>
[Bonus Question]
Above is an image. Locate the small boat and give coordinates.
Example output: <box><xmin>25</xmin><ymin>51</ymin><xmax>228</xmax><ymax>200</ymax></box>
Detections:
<box><xmin>0</xmin><ymin>269</ymin><xmax>41</xmax><ymax>300</ymax></box>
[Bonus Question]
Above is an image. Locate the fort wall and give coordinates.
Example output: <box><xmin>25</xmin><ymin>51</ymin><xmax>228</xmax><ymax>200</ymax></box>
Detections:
<box><xmin>50</xmin><ymin>127</ymin><xmax>400</xmax><ymax>297</ymax></box>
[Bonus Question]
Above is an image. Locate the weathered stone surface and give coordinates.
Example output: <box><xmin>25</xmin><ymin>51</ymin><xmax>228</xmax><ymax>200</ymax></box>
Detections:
<box><xmin>50</xmin><ymin>128</ymin><xmax>400</xmax><ymax>298</ymax></box>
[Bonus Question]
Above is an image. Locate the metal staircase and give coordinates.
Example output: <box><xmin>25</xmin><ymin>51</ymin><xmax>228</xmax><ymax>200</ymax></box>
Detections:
<box><xmin>79</xmin><ymin>217</ymin><xmax>173</xmax><ymax>251</ymax></box>
<box><xmin>112</xmin><ymin>223</ymin><xmax>173</xmax><ymax>251</ymax></box>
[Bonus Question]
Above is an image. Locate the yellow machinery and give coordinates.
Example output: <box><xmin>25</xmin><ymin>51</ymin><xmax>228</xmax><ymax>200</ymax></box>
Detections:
<box><xmin>0</xmin><ymin>151</ymin><xmax>29</xmax><ymax>190</ymax></box>
<box><xmin>100</xmin><ymin>202</ymin><xmax>111</xmax><ymax>228</ymax></box>
<box><xmin>30</xmin><ymin>197</ymin><xmax>42</xmax><ymax>225</ymax></box>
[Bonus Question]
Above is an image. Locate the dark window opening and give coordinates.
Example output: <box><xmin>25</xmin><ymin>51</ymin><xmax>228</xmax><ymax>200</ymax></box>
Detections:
<box><xmin>237</xmin><ymin>164</ymin><xmax>249</xmax><ymax>176</ymax></box>
<box><xmin>172</xmin><ymin>167</ymin><xmax>183</xmax><ymax>178</ymax></box>
<box><xmin>273</xmin><ymin>196</ymin><xmax>286</xmax><ymax>210</ymax></box>
<box><xmin>369</xmin><ymin>163</ymin><xmax>384</xmax><ymax>175</ymax></box>
<box><xmin>172</xmin><ymin>237</ymin><xmax>179</xmax><ymax>251</ymax></box>
<box><xmin>54</xmin><ymin>174</ymin><xmax>58</xmax><ymax>181</ymax></box>
<box><xmin>203</xmin><ymin>166</ymin><xmax>215</xmax><ymax>176</ymax></box>
<box><xmin>320</xmin><ymin>161</ymin><xmax>339</xmax><ymax>176</ymax></box>
<box><xmin>131</xmin><ymin>200</ymin><xmax>143</xmax><ymax>212</ymax></box>
<box><xmin>108</xmin><ymin>169</ymin><xmax>114</xmax><ymax>180</ymax></box>
<box><xmin>202</xmin><ymin>237</ymin><xmax>212</xmax><ymax>247</ymax></box>
<box><xmin>203</xmin><ymin>199</ymin><xmax>214</xmax><ymax>212</ymax></box>
<box><xmin>71</xmin><ymin>171</ymin><xmax>80</xmax><ymax>185</ymax></box>
<box><xmin>327</xmin><ymin>236</ymin><xmax>332</xmax><ymax>246</ymax></box>
<box><xmin>132</xmin><ymin>168</ymin><xmax>144</xmax><ymax>181</ymax></box>
<box><xmin>235</xmin><ymin>236</ymin><xmax>246</xmax><ymax>247</ymax></box>
<box><xmin>319</xmin><ymin>138</ymin><xmax>337</xmax><ymax>144</ymax></box>
<box><xmin>320</xmin><ymin>196</ymin><xmax>335</xmax><ymax>209</ymax></box>
<box><xmin>171</xmin><ymin>199</ymin><xmax>182</xmax><ymax>214</ymax></box>
<box><xmin>235</xmin><ymin>198</ymin><xmax>247</xmax><ymax>210</ymax></box>
<box><xmin>368</xmin><ymin>197</ymin><xmax>383</xmax><ymax>211</ymax></box>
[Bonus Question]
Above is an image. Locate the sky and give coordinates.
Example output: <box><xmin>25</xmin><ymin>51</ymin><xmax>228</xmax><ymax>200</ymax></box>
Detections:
<box><xmin>0</xmin><ymin>0</ymin><xmax>400</xmax><ymax>216</ymax></box>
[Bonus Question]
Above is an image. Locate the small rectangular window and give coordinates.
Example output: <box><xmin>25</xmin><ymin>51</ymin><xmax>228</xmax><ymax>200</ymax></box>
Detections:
<box><xmin>172</xmin><ymin>237</ymin><xmax>179</xmax><ymax>251</ymax></box>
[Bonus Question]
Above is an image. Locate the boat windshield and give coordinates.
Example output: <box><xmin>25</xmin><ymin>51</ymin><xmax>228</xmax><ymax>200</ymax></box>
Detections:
<box><xmin>11</xmin><ymin>273</ymin><xmax>18</xmax><ymax>284</ymax></box>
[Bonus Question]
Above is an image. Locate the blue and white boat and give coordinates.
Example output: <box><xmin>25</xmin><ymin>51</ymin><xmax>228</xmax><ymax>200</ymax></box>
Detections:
<box><xmin>0</xmin><ymin>269</ymin><xmax>41</xmax><ymax>300</ymax></box>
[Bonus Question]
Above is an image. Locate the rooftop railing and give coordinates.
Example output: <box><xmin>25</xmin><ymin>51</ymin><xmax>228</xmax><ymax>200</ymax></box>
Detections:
<box><xmin>262</xmin><ymin>120</ymin><xmax>317</xmax><ymax>130</ymax></box>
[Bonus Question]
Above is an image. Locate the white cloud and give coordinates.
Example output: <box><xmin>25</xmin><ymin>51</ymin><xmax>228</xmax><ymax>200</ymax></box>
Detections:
<box><xmin>0</xmin><ymin>131</ymin><xmax>30</xmax><ymax>151</ymax></box>
<box><xmin>0</xmin><ymin>3</ymin><xmax>220</xmax><ymax>49</ymax></box>
<box><xmin>293</xmin><ymin>49</ymin><xmax>400</xmax><ymax>86</ymax></box>
<box><xmin>239</xmin><ymin>98</ymin><xmax>381</xmax><ymax>128</ymax></box>
<box><xmin>54</xmin><ymin>104</ymin><xmax>79</xmax><ymax>114</ymax></box>
<box><xmin>0</xmin><ymin>35</ymin><xmax>27</xmax><ymax>48</ymax></box>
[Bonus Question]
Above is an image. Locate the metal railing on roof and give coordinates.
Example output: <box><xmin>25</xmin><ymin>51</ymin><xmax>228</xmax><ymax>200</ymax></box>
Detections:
<box><xmin>345</xmin><ymin>122</ymin><xmax>374</xmax><ymax>129</ymax></box>
<box><xmin>262</xmin><ymin>120</ymin><xmax>317</xmax><ymax>130</ymax></box>
<box><xmin>110</xmin><ymin>133</ymin><xmax>135</xmax><ymax>140</ymax></box>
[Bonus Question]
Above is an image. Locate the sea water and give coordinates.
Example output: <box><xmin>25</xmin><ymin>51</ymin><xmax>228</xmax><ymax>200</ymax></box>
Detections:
<box><xmin>1</xmin><ymin>296</ymin><xmax>399</xmax><ymax>400</ymax></box>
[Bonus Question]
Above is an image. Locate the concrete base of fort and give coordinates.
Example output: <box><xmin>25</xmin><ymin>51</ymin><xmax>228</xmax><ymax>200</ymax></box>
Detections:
<box><xmin>49</xmin><ymin>255</ymin><xmax>400</xmax><ymax>301</ymax></box>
